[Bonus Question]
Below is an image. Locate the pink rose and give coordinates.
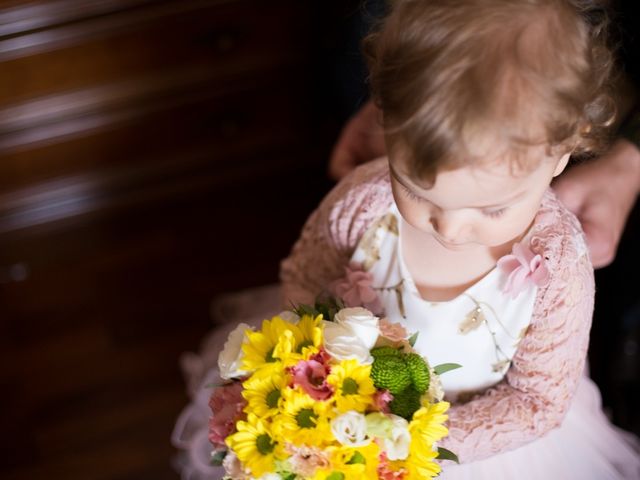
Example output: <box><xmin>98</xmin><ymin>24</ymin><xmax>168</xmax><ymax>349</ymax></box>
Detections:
<box><xmin>208</xmin><ymin>382</ymin><xmax>246</xmax><ymax>448</ymax></box>
<box><xmin>331</xmin><ymin>262</ymin><xmax>384</xmax><ymax>315</ymax></box>
<box><xmin>497</xmin><ymin>242</ymin><xmax>550</xmax><ymax>299</ymax></box>
<box><xmin>379</xmin><ymin>319</ymin><xmax>408</xmax><ymax>342</ymax></box>
<box><xmin>376</xmin><ymin>319</ymin><xmax>412</xmax><ymax>350</ymax></box>
<box><xmin>290</xmin><ymin>358</ymin><xmax>334</xmax><ymax>401</ymax></box>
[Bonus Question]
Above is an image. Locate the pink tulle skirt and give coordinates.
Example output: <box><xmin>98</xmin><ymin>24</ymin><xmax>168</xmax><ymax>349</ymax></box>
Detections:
<box><xmin>171</xmin><ymin>285</ymin><xmax>640</xmax><ymax>480</ymax></box>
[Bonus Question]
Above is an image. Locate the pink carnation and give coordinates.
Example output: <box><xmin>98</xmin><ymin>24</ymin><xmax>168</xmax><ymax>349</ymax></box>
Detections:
<box><xmin>377</xmin><ymin>452</ymin><xmax>407</xmax><ymax>480</ymax></box>
<box><xmin>497</xmin><ymin>242</ymin><xmax>550</xmax><ymax>299</ymax></box>
<box><xmin>208</xmin><ymin>382</ymin><xmax>246</xmax><ymax>448</ymax></box>
<box><xmin>287</xmin><ymin>444</ymin><xmax>330</xmax><ymax>477</ymax></box>
<box><xmin>373</xmin><ymin>389</ymin><xmax>394</xmax><ymax>413</ymax></box>
<box><xmin>290</xmin><ymin>358</ymin><xmax>333</xmax><ymax>400</ymax></box>
<box><xmin>331</xmin><ymin>262</ymin><xmax>384</xmax><ymax>315</ymax></box>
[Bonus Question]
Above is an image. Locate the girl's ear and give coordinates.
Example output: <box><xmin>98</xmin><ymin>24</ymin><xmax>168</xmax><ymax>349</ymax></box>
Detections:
<box><xmin>553</xmin><ymin>153</ymin><xmax>571</xmax><ymax>177</ymax></box>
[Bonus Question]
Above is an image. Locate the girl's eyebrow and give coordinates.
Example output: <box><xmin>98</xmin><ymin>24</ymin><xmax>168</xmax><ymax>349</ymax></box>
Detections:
<box><xmin>388</xmin><ymin>162</ymin><xmax>526</xmax><ymax>209</ymax></box>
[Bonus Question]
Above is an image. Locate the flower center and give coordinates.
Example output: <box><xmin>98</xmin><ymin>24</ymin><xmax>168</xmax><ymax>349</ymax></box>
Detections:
<box><xmin>266</xmin><ymin>389</ymin><xmax>281</xmax><ymax>409</ymax></box>
<box><xmin>342</xmin><ymin>378</ymin><xmax>359</xmax><ymax>395</ymax></box>
<box><xmin>256</xmin><ymin>434</ymin><xmax>275</xmax><ymax>455</ymax></box>
<box><xmin>265</xmin><ymin>347</ymin><xmax>276</xmax><ymax>363</ymax></box>
<box><xmin>325</xmin><ymin>472</ymin><xmax>345</xmax><ymax>480</ymax></box>
<box><xmin>296</xmin><ymin>408</ymin><xmax>317</xmax><ymax>429</ymax></box>
<box><xmin>296</xmin><ymin>339</ymin><xmax>314</xmax><ymax>353</ymax></box>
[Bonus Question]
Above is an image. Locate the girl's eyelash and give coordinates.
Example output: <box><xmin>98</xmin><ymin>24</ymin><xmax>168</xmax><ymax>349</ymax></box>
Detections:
<box><xmin>400</xmin><ymin>181</ymin><xmax>507</xmax><ymax>218</ymax></box>
<box><xmin>483</xmin><ymin>208</ymin><xmax>507</xmax><ymax>218</ymax></box>
<box><xmin>401</xmin><ymin>184</ymin><xmax>424</xmax><ymax>202</ymax></box>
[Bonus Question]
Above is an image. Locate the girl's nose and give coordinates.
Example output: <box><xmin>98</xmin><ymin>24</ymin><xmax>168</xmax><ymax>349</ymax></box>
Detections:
<box><xmin>430</xmin><ymin>211</ymin><xmax>471</xmax><ymax>243</ymax></box>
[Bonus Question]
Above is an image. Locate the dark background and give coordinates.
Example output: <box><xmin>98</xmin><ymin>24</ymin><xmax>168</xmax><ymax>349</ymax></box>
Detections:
<box><xmin>0</xmin><ymin>1</ymin><xmax>637</xmax><ymax>479</ymax></box>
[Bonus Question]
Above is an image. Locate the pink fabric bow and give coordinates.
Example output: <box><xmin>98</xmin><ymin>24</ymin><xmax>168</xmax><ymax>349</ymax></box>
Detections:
<box><xmin>331</xmin><ymin>262</ymin><xmax>383</xmax><ymax>315</ymax></box>
<box><xmin>497</xmin><ymin>242</ymin><xmax>550</xmax><ymax>298</ymax></box>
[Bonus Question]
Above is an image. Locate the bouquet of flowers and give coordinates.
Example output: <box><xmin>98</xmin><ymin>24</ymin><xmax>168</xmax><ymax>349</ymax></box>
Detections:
<box><xmin>210</xmin><ymin>301</ymin><xmax>459</xmax><ymax>480</ymax></box>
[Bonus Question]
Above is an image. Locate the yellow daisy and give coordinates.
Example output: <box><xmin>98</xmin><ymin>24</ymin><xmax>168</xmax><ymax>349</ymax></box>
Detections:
<box><xmin>225</xmin><ymin>413</ymin><xmax>283</xmax><ymax>478</ymax></box>
<box><xmin>295</xmin><ymin>313</ymin><xmax>323</xmax><ymax>355</ymax></box>
<box><xmin>242</xmin><ymin>316</ymin><xmax>295</xmax><ymax>372</ymax></box>
<box><xmin>326</xmin><ymin>359</ymin><xmax>376</xmax><ymax>413</ymax></box>
<box><xmin>405</xmin><ymin>401</ymin><xmax>450</xmax><ymax>479</ymax></box>
<box><xmin>272</xmin><ymin>313</ymin><xmax>323</xmax><ymax>363</ymax></box>
<box><xmin>409</xmin><ymin>401</ymin><xmax>449</xmax><ymax>444</ymax></box>
<box><xmin>242</xmin><ymin>369</ymin><xmax>287</xmax><ymax>418</ymax></box>
<box><xmin>324</xmin><ymin>442</ymin><xmax>380</xmax><ymax>480</ymax></box>
<box><xmin>272</xmin><ymin>387</ymin><xmax>334</xmax><ymax>447</ymax></box>
<box><xmin>406</xmin><ymin>444</ymin><xmax>441</xmax><ymax>479</ymax></box>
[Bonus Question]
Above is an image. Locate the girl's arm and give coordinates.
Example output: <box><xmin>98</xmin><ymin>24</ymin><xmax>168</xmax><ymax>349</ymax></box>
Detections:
<box><xmin>280</xmin><ymin>159</ymin><xmax>393</xmax><ymax>306</ymax></box>
<box><xmin>439</xmin><ymin>196</ymin><xmax>595</xmax><ymax>462</ymax></box>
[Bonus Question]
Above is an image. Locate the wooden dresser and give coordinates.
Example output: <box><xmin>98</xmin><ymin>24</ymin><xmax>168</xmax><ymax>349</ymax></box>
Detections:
<box><xmin>0</xmin><ymin>1</ymin><xmax>353</xmax><ymax>478</ymax></box>
<box><xmin>0</xmin><ymin>0</ymin><xmax>328</xmax><ymax>234</ymax></box>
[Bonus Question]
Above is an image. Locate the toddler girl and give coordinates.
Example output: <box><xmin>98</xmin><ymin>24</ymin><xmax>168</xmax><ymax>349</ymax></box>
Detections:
<box><xmin>280</xmin><ymin>0</ymin><xmax>639</xmax><ymax>478</ymax></box>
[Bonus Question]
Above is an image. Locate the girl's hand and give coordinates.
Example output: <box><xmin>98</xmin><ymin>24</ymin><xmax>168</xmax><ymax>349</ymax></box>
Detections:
<box><xmin>328</xmin><ymin>100</ymin><xmax>387</xmax><ymax>181</ymax></box>
<box><xmin>553</xmin><ymin>139</ymin><xmax>640</xmax><ymax>268</ymax></box>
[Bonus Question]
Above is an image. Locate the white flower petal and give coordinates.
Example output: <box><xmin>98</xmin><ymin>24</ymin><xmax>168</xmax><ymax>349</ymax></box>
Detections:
<box><xmin>218</xmin><ymin>323</ymin><xmax>252</xmax><ymax>380</ymax></box>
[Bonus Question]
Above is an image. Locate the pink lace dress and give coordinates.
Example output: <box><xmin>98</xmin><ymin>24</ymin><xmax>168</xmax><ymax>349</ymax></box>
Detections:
<box><xmin>172</xmin><ymin>159</ymin><xmax>640</xmax><ymax>479</ymax></box>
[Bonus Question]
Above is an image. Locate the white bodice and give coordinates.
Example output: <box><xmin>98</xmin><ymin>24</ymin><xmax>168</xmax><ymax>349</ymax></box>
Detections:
<box><xmin>350</xmin><ymin>205</ymin><xmax>537</xmax><ymax>400</ymax></box>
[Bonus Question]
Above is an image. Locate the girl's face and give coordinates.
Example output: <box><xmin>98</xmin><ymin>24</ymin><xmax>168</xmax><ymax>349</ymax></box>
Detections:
<box><xmin>389</xmin><ymin>151</ymin><xmax>569</xmax><ymax>251</ymax></box>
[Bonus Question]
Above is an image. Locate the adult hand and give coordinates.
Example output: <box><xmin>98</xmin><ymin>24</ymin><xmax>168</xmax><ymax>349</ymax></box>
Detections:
<box><xmin>553</xmin><ymin>139</ymin><xmax>640</xmax><ymax>268</ymax></box>
<box><xmin>328</xmin><ymin>100</ymin><xmax>387</xmax><ymax>181</ymax></box>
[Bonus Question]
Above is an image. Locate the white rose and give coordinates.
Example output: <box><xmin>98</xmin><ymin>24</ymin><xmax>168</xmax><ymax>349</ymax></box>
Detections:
<box><xmin>218</xmin><ymin>323</ymin><xmax>252</xmax><ymax>379</ymax></box>
<box><xmin>383</xmin><ymin>415</ymin><xmax>411</xmax><ymax>461</ymax></box>
<box><xmin>322</xmin><ymin>321</ymin><xmax>373</xmax><ymax>365</ymax></box>
<box><xmin>331</xmin><ymin>411</ymin><xmax>371</xmax><ymax>447</ymax></box>
<box><xmin>334</xmin><ymin>307</ymin><xmax>380</xmax><ymax>350</ymax></box>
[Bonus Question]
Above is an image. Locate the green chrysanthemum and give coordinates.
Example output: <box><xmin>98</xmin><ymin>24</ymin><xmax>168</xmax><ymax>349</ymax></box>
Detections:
<box><xmin>389</xmin><ymin>385</ymin><xmax>422</xmax><ymax>420</ymax></box>
<box><xmin>370</xmin><ymin>355</ymin><xmax>411</xmax><ymax>395</ymax></box>
<box><xmin>370</xmin><ymin>349</ymin><xmax>433</xmax><ymax>420</ymax></box>
<box><xmin>405</xmin><ymin>353</ymin><xmax>430</xmax><ymax>395</ymax></box>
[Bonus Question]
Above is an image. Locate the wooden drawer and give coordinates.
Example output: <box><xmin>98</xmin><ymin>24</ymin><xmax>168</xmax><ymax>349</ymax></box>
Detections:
<box><xmin>0</xmin><ymin>0</ymin><xmax>309</xmax><ymax>105</ymax></box>
<box><xmin>0</xmin><ymin>72</ymin><xmax>311</xmax><ymax>190</ymax></box>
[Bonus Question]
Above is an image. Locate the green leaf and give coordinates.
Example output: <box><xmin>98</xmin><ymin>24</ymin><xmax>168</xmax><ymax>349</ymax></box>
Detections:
<box><xmin>293</xmin><ymin>303</ymin><xmax>318</xmax><ymax>317</ymax></box>
<box><xmin>437</xmin><ymin>447</ymin><xmax>460</xmax><ymax>464</ymax></box>
<box><xmin>325</xmin><ymin>473</ymin><xmax>345</xmax><ymax>480</ymax></box>
<box><xmin>408</xmin><ymin>331</ymin><xmax>419</xmax><ymax>347</ymax></box>
<box><xmin>210</xmin><ymin>449</ymin><xmax>227</xmax><ymax>466</ymax></box>
<box><xmin>433</xmin><ymin>363</ymin><xmax>463</xmax><ymax>375</ymax></box>
<box><xmin>281</xmin><ymin>473</ymin><xmax>297</xmax><ymax>480</ymax></box>
<box><xmin>346</xmin><ymin>451</ymin><xmax>366</xmax><ymax>464</ymax></box>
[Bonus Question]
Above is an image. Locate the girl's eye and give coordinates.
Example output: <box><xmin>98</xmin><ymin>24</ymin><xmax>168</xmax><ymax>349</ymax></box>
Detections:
<box><xmin>483</xmin><ymin>207</ymin><xmax>507</xmax><ymax>218</ymax></box>
<box><xmin>401</xmin><ymin>184</ymin><xmax>424</xmax><ymax>203</ymax></box>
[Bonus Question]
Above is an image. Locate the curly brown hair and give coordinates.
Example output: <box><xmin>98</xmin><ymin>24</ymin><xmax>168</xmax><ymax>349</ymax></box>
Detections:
<box><xmin>364</xmin><ymin>0</ymin><xmax>616</xmax><ymax>183</ymax></box>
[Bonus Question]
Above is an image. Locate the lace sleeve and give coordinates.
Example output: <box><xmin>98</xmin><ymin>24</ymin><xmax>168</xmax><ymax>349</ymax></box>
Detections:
<box><xmin>279</xmin><ymin>159</ymin><xmax>393</xmax><ymax>306</ymax></box>
<box><xmin>438</xmin><ymin>198</ymin><xmax>595</xmax><ymax>463</ymax></box>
